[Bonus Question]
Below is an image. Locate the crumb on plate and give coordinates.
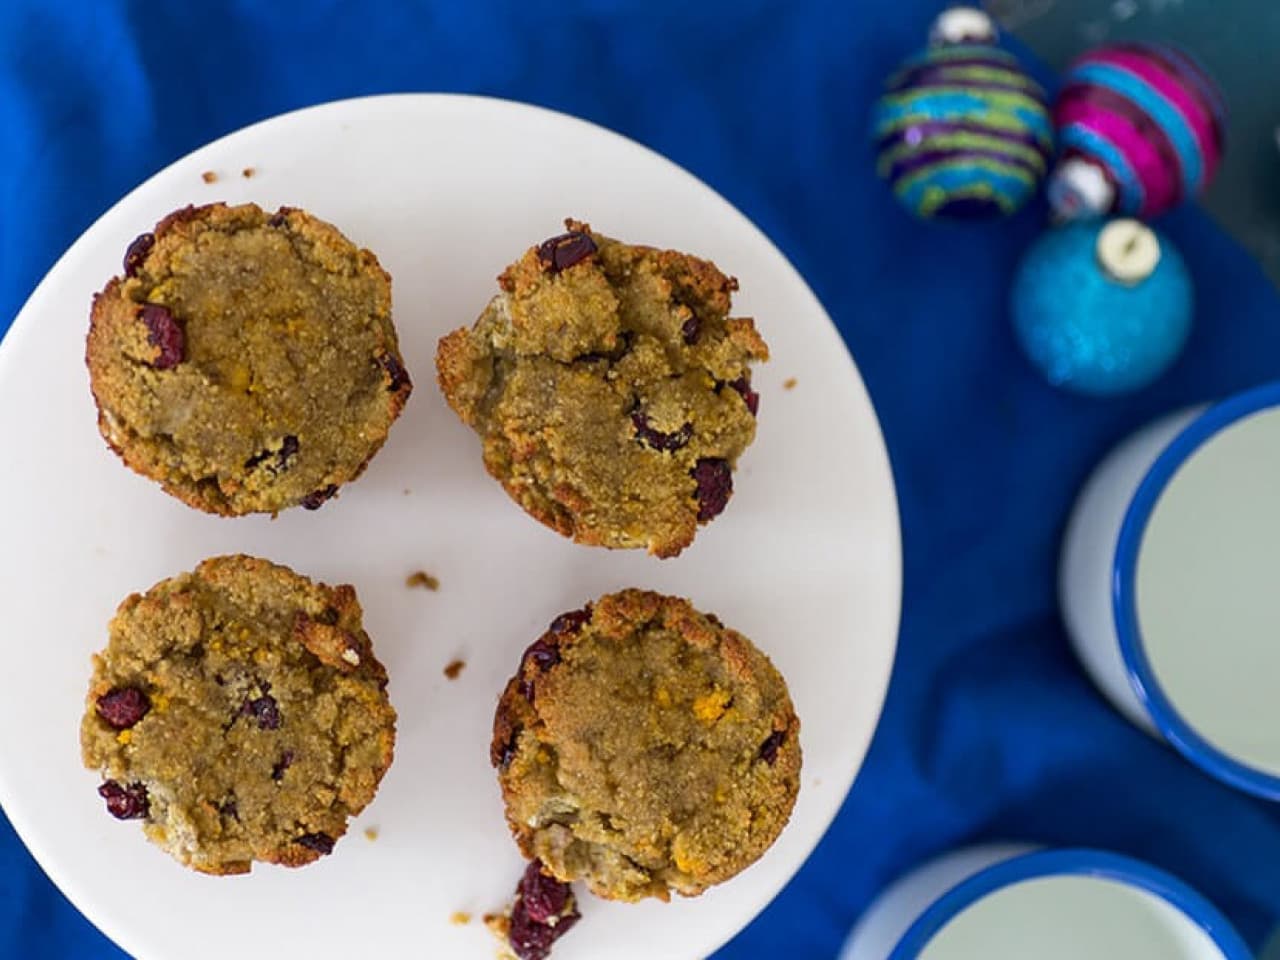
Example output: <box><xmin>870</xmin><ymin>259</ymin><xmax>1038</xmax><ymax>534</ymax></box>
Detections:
<box><xmin>444</xmin><ymin>659</ymin><xmax>466</xmax><ymax>680</ymax></box>
<box><xmin>364</xmin><ymin>826</ymin><xmax>379</xmax><ymax>841</ymax></box>
<box><xmin>406</xmin><ymin>570</ymin><xmax>440</xmax><ymax>591</ymax></box>
<box><xmin>451</xmin><ymin>911</ymin><xmax>472</xmax><ymax>926</ymax></box>
<box><xmin>201</xmin><ymin>171</ymin><xmax>218</xmax><ymax>184</ymax></box>
<box><xmin>783</xmin><ymin>377</ymin><xmax>798</xmax><ymax>390</ymax></box>
<box><xmin>242</xmin><ymin>166</ymin><xmax>256</xmax><ymax>178</ymax></box>
<box><xmin>484</xmin><ymin>910</ymin><xmax>511</xmax><ymax>938</ymax></box>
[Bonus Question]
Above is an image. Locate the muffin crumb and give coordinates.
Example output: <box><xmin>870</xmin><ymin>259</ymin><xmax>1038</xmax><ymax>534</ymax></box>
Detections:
<box><xmin>450</xmin><ymin>911</ymin><xmax>472</xmax><ymax>925</ymax></box>
<box><xmin>444</xmin><ymin>659</ymin><xmax>466</xmax><ymax>680</ymax></box>
<box><xmin>406</xmin><ymin>571</ymin><xmax>440</xmax><ymax>591</ymax></box>
<box><xmin>783</xmin><ymin>377</ymin><xmax>798</xmax><ymax>390</ymax></box>
<box><xmin>242</xmin><ymin>166</ymin><xmax>256</xmax><ymax>178</ymax></box>
<box><xmin>484</xmin><ymin>911</ymin><xmax>512</xmax><ymax>949</ymax></box>
<box><xmin>201</xmin><ymin>171</ymin><xmax>218</xmax><ymax>184</ymax></box>
<box><xmin>364</xmin><ymin>826</ymin><xmax>379</xmax><ymax>841</ymax></box>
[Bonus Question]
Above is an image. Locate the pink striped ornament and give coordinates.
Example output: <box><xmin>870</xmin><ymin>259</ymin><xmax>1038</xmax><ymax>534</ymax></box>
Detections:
<box><xmin>1048</xmin><ymin>43</ymin><xmax>1225</xmax><ymax>221</ymax></box>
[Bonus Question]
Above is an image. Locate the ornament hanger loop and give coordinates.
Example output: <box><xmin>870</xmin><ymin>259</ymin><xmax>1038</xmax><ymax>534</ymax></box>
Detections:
<box><xmin>929</xmin><ymin>6</ymin><xmax>998</xmax><ymax>47</ymax></box>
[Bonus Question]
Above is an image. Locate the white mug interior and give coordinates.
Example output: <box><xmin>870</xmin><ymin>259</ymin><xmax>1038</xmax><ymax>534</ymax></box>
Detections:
<box><xmin>1132</xmin><ymin>405</ymin><xmax>1280</xmax><ymax>779</ymax></box>
<box><xmin>1061</xmin><ymin>381</ymin><xmax>1280</xmax><ymax>799</ymax></box>
<box><xmin>841</xmin><ymin>848</ymin><xmax>1250</xmax><ymax>960</ymax></box>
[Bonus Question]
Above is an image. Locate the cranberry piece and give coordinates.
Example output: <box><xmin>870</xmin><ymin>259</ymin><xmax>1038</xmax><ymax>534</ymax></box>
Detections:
<box><xmin>508</xmin><ymin>859</ymin><xmax>580</xmax><ymax>960</ymax></box>
<box><xmin>218</xmin><ymin>798</ymin><xmax>239</xmax><ymax>820</ymax></box>
<box><xmin>691</xmin><ymin>458</ymin><xmax>732</xmax><ymax>521</ymax></box>
<box><xmin>95</xmin><ymin>687</ymin><xmax>150</xmax><ymax>729</ymax></box>
<box><xmin>632</xmin><ymin>413</ymin><xmax>693</xmax><ymax>452</ymax></box>
<box><xmin>729</xmin><ymin>376</ymin><xmax>759</xmax><ymax>416</ymax></box>
<box><xmin>524</xmin><ymin>639</ymin><xmax>560</xmax><ymax>671</ymax></box>
<box><xmin>494</xmin><ymin>731</ymin><xmax>520</xmax><ymax>771</ymax></box>
<box><xmin>123</xmin><ymin>232</ymin><xmax>154</xmax><ymax>278</ymax></box>
<box><xmin>759</xmin><ymin>729</ymin><xmax>786</xmax><ymax>765</ymax></box>
<box><xmin>242</xmin><ymin>693</ymin><xmax>281</xmax><ymax>730</ymax></box>
<box><xmin>681</xmin><ymin>313</ymin><xmax>701</xmax><ymax>345</ymax></box>
<box><xmin>271</xmin><ymin>749</ymin><xmax>294</xmax><ymax>781</ymax></box>
<box><xmin>278</xmin><ymin>434</ymin><xmax>300</xmax><ymax>468</ymax></box>
<box><xmin>139</xmin><ymin>303</ymin><xmax>184</xmax><ymax>369</ymax></box>
<box><xmin>518</xmin><ymin>637</ymin><xmax>561</xmax><ymax>702</ymax></box>
<box><xmin>295</xmin><ymin>832</ymin><xmax>334</xmax><ymax>855</ymax></box>
<box><xmin>99</xmin><ymin>781</ymin><xmax>149</xmax><ymax>820</ymax></box>
<box><xmin>301</xmin><ymin>485</ymin><xmax>338</xmax><ymax>510</ymax></box>
<box><xmin>517</xmin><ymin>607</ymin><xmax>589</xmax><ymax>701</ymax></box>
<box><xmin>508</xmin><ymin>908</ymin><xmax>558</xmax><ymax>960</ymax></box>
<box><xmin>520</xmin><ymin>860</ymin><xmax>570</xmax><ymax>923</ymax></box>
<box><xmin>536</xmin><ymin>232</ymin><xmax>597</xmax><ymax>274</ymax></box>
<box><xmin>380</xmin><ymin>353</ymin><xmax>410</xmax><ymax>392</ymax></box>
<box><xmin>549</xmin><ymin>606</ymin><xmax>591</xmax><ymax>635</ymax></box>
<box><xmin>267</xmin><ymin>207</ymin><xmax>294</xmax><ymax>228</ymax></box>
<box><xmin>245</xmin><ymin>436</ymin><xmax>298</xmax><ymax>472</ymax></box>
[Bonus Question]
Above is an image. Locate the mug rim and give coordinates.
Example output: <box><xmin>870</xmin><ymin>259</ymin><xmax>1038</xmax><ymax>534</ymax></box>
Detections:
<box><xmin>1113</xmin><ymin>379</ymin><xmax>1280</xmax><ymax>800</ymax></box>
<box><xmin>888</xmin><ymin>848</ymin><xmax>1251</xmax><ymax>959</ymax></box>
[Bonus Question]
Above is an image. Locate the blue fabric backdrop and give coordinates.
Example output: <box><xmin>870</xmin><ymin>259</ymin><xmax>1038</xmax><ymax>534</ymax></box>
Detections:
<box><xmin>3</xmin><ymin>1</ymin><xmax>1279</xmax><ymax>957</ymax></box>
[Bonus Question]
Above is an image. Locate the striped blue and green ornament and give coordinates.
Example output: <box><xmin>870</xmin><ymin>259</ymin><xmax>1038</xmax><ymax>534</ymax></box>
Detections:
<box><xmin>872</xmin><ymin>7</ymin><xmax>1053</xmax><ymax>220</ymax></box>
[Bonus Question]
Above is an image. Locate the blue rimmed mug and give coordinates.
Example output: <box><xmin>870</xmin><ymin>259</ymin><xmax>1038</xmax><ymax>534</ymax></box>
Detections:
<box><xmin>1061</xmin><ymin>382</ymin><xmax>1280</xmax><ymax>799</ymax></box>
<box><xmin>839</xmin><ymin>845</ymin><xmax>1250</xmax><ymax>960</ymax></box>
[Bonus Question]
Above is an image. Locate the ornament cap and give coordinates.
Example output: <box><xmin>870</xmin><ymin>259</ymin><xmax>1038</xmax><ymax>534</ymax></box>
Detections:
<box><xmin>1049</xmin><ymin>157</ymin><xmax>1117</xmax><ymax>221</ymax></box>
<box><xmin>1097</xmin><ymin>219</ymin><xmax>1162</xmax><ymax>285</ymax></box>
<box><xmin>929</xmin><ymin>6</ymin><xmax>997</xmax><ymax>46</ymax></box>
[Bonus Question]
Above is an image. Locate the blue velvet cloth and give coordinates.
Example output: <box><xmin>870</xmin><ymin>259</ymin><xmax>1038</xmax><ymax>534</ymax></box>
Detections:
<box><xmin>3</xmin><ymin>2</ymin><xmax>1279</xmax><ymax>957</ymax></box>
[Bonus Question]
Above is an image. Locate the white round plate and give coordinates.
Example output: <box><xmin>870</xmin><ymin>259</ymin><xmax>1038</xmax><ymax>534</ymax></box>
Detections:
<box><xmin>0</xmin><ymin>95</ymin><xmax>900</xmax><ymax>960</ymax></box>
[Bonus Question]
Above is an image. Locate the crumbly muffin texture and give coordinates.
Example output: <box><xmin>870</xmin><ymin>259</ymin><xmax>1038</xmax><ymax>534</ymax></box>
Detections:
<box><xmin>81</xmin><ymin>555</ymin><xmax>396</xmax><ymax>875</ymax></box>
<box><xmin>491</xmin><ymin>590</ymin><xmax>800</xmax><ymax>902</ymax></box>
<box><xmin>437</xmin><ymin>220</ymin><xmax>768</xmax><ymax>558</ymax></box>
<box><xmin>87</xmin><ymin>202</ymin><xmax>412</xmax><ymax>516</ymax></box>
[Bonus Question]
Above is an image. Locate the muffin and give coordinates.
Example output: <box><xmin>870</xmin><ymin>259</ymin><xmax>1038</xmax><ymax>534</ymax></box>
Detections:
<box><xmin>491</xmin><ymin>590</ymin><xmax>800</xmax><ymax>902</ymax></box>
<box><xmin>87</xmin><ymin>202</ymin><xmax>412</xmax><ymax>515</ymax></box>
<box><xmin>81</xmin><ymin>555</ymin><xmax>396</xmax><ymax>875</ymax></box>
<box><xmin>436</xmin><ymin>220</ymin><xmax>768</xmax><ymax>558</ymax></box>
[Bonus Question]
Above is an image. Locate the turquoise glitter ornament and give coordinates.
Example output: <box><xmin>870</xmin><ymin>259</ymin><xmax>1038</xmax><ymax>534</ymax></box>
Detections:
<box><xmin>871</xmin><ymin>7</ymin><xmax>1053</xmax><ymax>219</ymax></box>
<box><xmin>1011</xmin><ymin>219</ymin><xmax>1193</xmax><ymax>396</ymax></box>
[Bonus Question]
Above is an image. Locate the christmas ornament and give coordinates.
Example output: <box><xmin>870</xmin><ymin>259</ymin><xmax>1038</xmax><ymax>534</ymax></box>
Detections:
<box><xmin>872</xmin><ymin>7</ymin><xmax>1053</xmax><ymax>219</ymax></box>
<box><xmin>1011</xmin><ymin>219</ymin><xmax>1192</xmax><ymax>396</ymax></box>
<box><xmin>1049</xmin><ymin>43</ymin><xmax>1226</xmax><ymax>221</ymax></box>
